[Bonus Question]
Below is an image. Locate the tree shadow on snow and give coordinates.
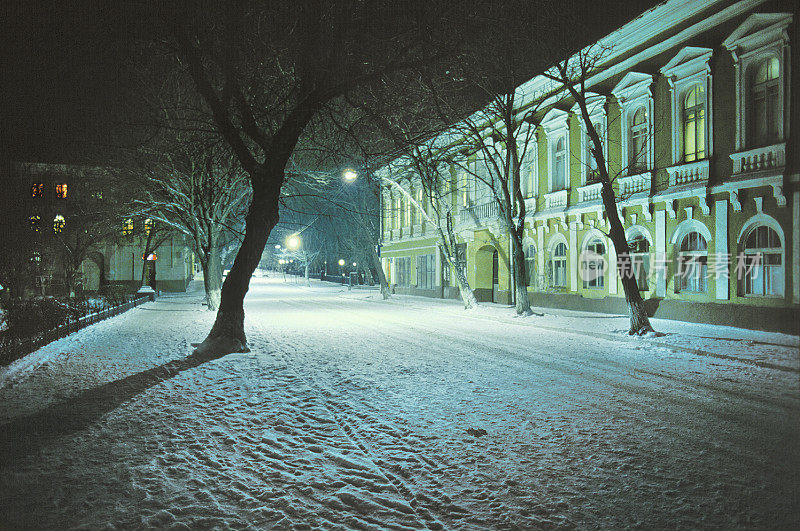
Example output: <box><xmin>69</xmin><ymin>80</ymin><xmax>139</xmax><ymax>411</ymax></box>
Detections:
<box><xmin>0</xmin><ymin>347</ymin><xmax>231</xmax><ymax>467</ymax></box>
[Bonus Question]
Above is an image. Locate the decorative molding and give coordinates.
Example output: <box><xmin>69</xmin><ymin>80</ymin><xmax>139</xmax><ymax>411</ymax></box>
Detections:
<box><xmin>724</xmin><ymin>13</ymin><xmax>792</xmax><ymax>150</ymax></box>
<box><xmin>612</xmin><ymin>73</ymin><xmax>655</xmax><ymax>176</ymax></box>
<box><xmin>661</xmin><ymin>46</ymin><xmax>714</xmax><ymax>165</ymax></box>
<box><xmin>731</xmin><ymin>143</ymin><xmax>786</xmax><ymax>175</ymax></box>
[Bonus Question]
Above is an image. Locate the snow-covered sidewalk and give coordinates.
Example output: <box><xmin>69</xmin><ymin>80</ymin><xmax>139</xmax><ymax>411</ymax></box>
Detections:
<box><xmin>338</xmin><ymin>285</ymin><xmax>800</xmax><ymax>373</ymax></box>
<box><xmin>1</xmin><ymin>277</ymin><xmax>798</xmax><ymax>528</ymax></box>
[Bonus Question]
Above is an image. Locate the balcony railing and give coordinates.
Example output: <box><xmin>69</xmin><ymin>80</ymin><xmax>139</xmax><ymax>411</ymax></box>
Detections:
<box><xmin>460</xmin><ymin>201</ymin><xmax>499</xmax><ymax>223</ymax></box>
<box><xmin>577</xmin><ymin>182</ymin><xmax>602</xmax><ymax>203</ymax></box>
<box><xmin>731</xmin><ymin>143</ymin><xmax>785</xmax><ymax>175</ymax></box>
<box><xmin>618</xmin><ymin>172</ymin><xmax>651</xmax><ymax>197</ymax></box>
<box><xmin>666</xmin><ymin>159</ymin><xmax>709</xmax><ymax>187</ymax></box>
<box><xmin>543</xmin><ymin>189</ymin><xmax>568</xmax><ymax>210</ymax></box>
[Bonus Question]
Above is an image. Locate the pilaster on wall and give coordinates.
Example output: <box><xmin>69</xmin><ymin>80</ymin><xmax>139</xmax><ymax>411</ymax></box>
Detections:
<box><xmin>569</xmin><ymin>223</ymin><xmax>578</xmax><ymax>292</ymax></box>
<box><xmin>434</xmin><ymin>246</ymin><xmax>442</xmax><ymax>287</ymax></box>
<box><xmin>715</xmin><ymin>200</ymin><xmax>729</xmax><ymax>300</ymax></box>
<box><xmin>655</xmin><ymin>209</ymin><xmax>667</xmax><ymax>297</ymax></box>
<box><xmin>608</xmin><ymin>239</ymin><xmax>618</xmax><ymax>295</ymax></box>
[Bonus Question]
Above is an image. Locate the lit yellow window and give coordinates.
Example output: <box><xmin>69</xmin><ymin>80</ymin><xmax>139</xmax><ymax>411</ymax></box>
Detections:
<box><xmin>29</xmin><ymin>215</ymin><xmax>41</xmax><ymax>231</ymax></box>
<box><xmin>144</xmin><ymin>218</ymin><xmax>154</xmax><ymax>234</ymax></box>
<box><xmin>53</xmin><ymin>214</ymin><xmax>66</xmax><ymax>233</ymax></box>
<box><xmin>682</xmin><ymin>86</ymin><xmax>705</xmax><ymax>162</ymax></box>
<box><xmin>55</xmin><ymin>183</ymin><xmax>68</xmax><ymax>199</ymax></box>
<box><xmin>30</xmin><ymin>183</ymin><xmax>44</xmax><ymax>198</ymax></box>
<box><xmin>122</xmin><ymin>218</ymin><xmax>134</xmax><ymax>236</ymax></box>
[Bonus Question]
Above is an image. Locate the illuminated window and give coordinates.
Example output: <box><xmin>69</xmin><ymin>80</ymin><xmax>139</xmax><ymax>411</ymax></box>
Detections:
<box><xmin>29</xmin><ymin>215</ymin><xmax>42</xmax><ymax>231</ymax></box>
<box><xmin>144</xmin><ymin>218</ymin><xmax>154</xmax><ymax>234</ymax></box>
<box><xmin>122</xmin><ymin>218</ymin><xmax>134</xmax><ymax>236</ymax></box>
<box><xmin>142</xmin><ymin>252</ymin><xmax>157</xmax><ymax>261</ymax></box>
<box><xmin>31</xmin><ymin>251</ymin><xmax>42</xmax><ymax>263</ymax></box>
<box><xmin>91</xmin><ymin>191</ymin><xmax>104</xmax><ymax>200</ymax></box>
<box><xmin>55</xmin><ymin>183</ymin><xmax>68</xmax><ymax>199</ymax></box>
<box><xmin>30</xmin><ymin>183</ymin><xmax>44</xmax><ymax>198</ymax></box>
<box><xmin>682</xmin><ymin>86</ymin><xmax>706</xmax><ymax>162</ymax></box>
<box><xmin>53</xmin><ymin>214</ymin><xmax>66</xmax><ymax>234</ymax></box>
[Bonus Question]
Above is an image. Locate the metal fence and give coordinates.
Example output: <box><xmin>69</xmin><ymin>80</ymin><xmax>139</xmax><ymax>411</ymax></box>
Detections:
<box><xmin>0</xmin><ymin>295</ymin><xmax>150</xmax><ymax>366</ymax></box>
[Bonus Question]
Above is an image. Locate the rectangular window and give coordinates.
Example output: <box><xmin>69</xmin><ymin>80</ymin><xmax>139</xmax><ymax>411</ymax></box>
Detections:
<box><xmin>395</xmin><ymin>257</ymin><xmax>412</xmax><ymax>287</ymax></box>
<box><xmin>55</xmin><ymin>183</ymin><xmax>68</xmax><ymax>199</ymax></box>
<box><xmin>416</xmin><ymin>254</ymin><xmax>436</xmax><ymax>290</ymax></box>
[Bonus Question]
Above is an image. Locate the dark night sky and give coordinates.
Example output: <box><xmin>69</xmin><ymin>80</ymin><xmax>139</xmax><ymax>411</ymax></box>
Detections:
<box><xmin>0</xmin><ymin>0</ymin><xmax>663</xmax><ymax>165</ymax></box>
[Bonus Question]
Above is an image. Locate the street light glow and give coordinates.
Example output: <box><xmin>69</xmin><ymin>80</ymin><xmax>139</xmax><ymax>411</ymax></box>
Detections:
<box><xmin>287</xmin><ymin>235</ymin><xmax>300</xmax><ymax>249</ymax></box>
<box><xmin>343</xmin><ymin>169</ymin><xmax>358</xmax><ymax>182</ymax></box>
<box><xmin>352</xmin><ymin>262</ymin><xmax>357</xmax><ymax>267</ymax></box>
<box><xmin>338</xmin><ymin>259</ymin><xmax>345</xmax><ymax>266</ymax></box>
<box><xmin>274</xmin><ymin>244</ymin><xmax>281</xmax><ymax>249</ymax></box>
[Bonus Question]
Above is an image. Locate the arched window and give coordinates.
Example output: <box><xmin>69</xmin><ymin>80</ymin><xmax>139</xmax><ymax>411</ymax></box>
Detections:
<box><xmin>524</xmin><ymin>244</ymin><xmax>537</xmax><ymax>287</ymax></box>
<box><xmin>30</xmin><ymin>183</ymin><xmax>44</xmax><ymax>198</ymax></box>
<box><xmin>741</xmin><ymin>225</ymin><xmax>783</xmax><ymax>296</ymax></box>
<box><xmin>581</xmin><ymin>237</ymin><xmax>605</xmax><ymax>289</ymax></box>
<box><xmin>144</xmin><ymin>218</ymin><xmax>154</xmax><ymax>235</ymax></box>
<box><xmin>549</xmin><ymin>242</ymin><xmax>568</xmax><ymax>288</ymax></box>
<box><xmin>750</xmin><ymin>57</ymin><xmax>779</xmax><ymax>146</ymax></box>
<box><xmin>627</xmin><ymin>234</ymin><xmax>650</xmax><ymax>291</ymax></box>
<box><xmin>29</xmin><ymin>215</ymin><xmax>41</xmax><ymax>232</ymax></box>
<box><xmin>53</xmin><ymin>214</ymin><xmax>66</xmax><ymax>234</ymax></box>
<box><xmin>553</xmin><ymin>136</ymin><xmax>566</xmax><ymax>190</ymax></box>
<box><xmin>629</xmin><ymin>107</ymin><xmax>648</xmax><ymax>173</ymax></box>
<box><xmin>683</xmin><ymin>86</ymin><xmax>706</xmax><ymax>162</ymax></box>
<box><xmin>677</xmin><ymin>231</ymin><xmax>707</xmax><ymax>292</ymax></box>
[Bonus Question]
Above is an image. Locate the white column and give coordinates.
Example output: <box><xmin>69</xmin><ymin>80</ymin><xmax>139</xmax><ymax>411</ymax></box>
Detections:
<box><xmin>715</xmin><ymin>199</ymin><xmax>729</xmax><ymax>300</ymax></box>
<box><xmin>793</xmin><ymin>191</ymin><xmax>799</xmax><ymax>305</ymax></box>
<box><xmin>655</xmin><ymin>209</ymin><xmax>667</xmax><ymax>297</ymax></box>
<box><xmin>569</xmin><ymin>223</ymin><xmax>578</xmax><ymax>292</ymax></box>
<box><xmin>607</xmin><ymin>238</ymin><xmax>617</xmax><ymax>295</ymax></box>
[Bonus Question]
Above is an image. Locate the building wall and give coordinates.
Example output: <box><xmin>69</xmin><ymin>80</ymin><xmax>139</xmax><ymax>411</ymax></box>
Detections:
<box><xmin>378</xmin><ymin>0</ymin><xmax>799</xmax><ymax>333</ymax></box>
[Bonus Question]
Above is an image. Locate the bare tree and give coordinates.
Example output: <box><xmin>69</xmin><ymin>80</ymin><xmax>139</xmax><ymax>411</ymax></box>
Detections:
<box><xmin>543</xmin><ymin>47</ymin><xmax>656</xmax><ymax>335</ymax></box>
<box><xmin>158</xmin><ymin>2</ymin><xmax>467</xmax><ymax>354</ymax></box>
<box><xmin>452</xmin><ymin>89</ymin><xmax>545</xmax><ymax>315</ymax></box>
<box><xmin>132</xmin><ymin>143</ymin><xmax>250</xmax><ymax>310</ymax></box>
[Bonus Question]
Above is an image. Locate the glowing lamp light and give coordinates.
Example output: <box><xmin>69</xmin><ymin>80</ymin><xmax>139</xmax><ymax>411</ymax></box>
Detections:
<box><xmin>287</xmin><ymin>235</ymin><xmax>300</xmax><ymax>249</ymax></box>
<box><xmin>338</xmin><ymin>259</ymin><xmax>345</xmax><ymax>266</ymax></box>
<box><xmin>343</xmin><ymin>169</ymin><xmax>358</xmax><ymax>182</ymax></box>
<box><xmin>352</xmin><ymin>262</ymin><xmax>357</xmax><ymax>267</ymax></box>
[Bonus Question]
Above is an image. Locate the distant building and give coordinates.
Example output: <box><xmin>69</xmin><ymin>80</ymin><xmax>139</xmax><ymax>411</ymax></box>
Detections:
<box><xmin>378</xmin><ymin>0</ymin><xmax>798</xmax><ymax>333</ymax></box>
<box><xmin>3</xmin><ymin>162</ymin><xmax>193</xmax><ymax>297</ymax></box>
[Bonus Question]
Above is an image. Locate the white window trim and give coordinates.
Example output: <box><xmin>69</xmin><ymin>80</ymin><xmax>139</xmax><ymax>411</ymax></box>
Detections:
<box><xmin>736</xmin><ymin>213</ymin><xmax>786</xmax><ymax>298</ymax></box>
<box><xmin>540</xmin><ymin>108</ymin><xmax>570</xmax><ymax>192</ymax></box>
<box><xmin>571</xmin><ymin>93</ymin><xmax>607</xmax><ymax>185</ymax></box>
<box><xmin>660</xmin><ymin>46</ymin><xmax>714</xmax><ymax>165</ymax></box>
<box><xmin>723</xmin><ymin>13</ymin><xmax>792</xmax><ymax>151</ymax></box>
<box><xmin>611</xmin><ymin>72</ymin><xmax>654</xmax><ymax>177</ymax></box>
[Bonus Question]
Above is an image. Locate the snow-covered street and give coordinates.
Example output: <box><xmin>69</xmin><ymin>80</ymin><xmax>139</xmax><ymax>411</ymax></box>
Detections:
<box><xmin>1</xmin><ymin>277</ymin><xmax>798</xmax><ymax>529</ymax></box>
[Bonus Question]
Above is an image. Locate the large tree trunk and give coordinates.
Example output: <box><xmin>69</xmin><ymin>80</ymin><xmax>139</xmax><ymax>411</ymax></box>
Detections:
<box><xmin>601</xmin><ymin>184</ymin><xmax>655</xmax><ymax>335</ymax></box>
<box><xmin>510</xmin><ymin>228</ymin><xmax>533</xmax><ymax>316</ymax></box>
<box><xmin>139</xmin><ymin>228</ymin><xmax>155</xmax><ymax>288</ymax></box>
<box><xmin>304</xmin><ymin>260</ymin><xmax>311</xmax><ymax>287</ymax></box>
<box><xmin>440</xmin><ymin>214</ymin><xmax>477</xmax><ymax>309</ymax></box>
<box><xmin>202</xmin><ymin>243</ymin><xmax>223</xmax><ymax>311</ymax></box>
<box><xmin>194</xmin><ymin>176</ymin><xmax>280</xmax><ymax>355</ymax></box>
<box><xmin>369</xmin><ymin>245</ymin><xmax>391</xmax><ymax>300</ymax></box>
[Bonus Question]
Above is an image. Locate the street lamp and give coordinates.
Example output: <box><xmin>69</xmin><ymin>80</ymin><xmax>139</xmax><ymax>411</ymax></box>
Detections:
<box><xmin>338</xmin><ymin>259</ymin><xmax>345</xmax><ymax>266</ymax></box>
<box><xmin>286</xmin><ymin>235</ymin><xmax>300</xmax><ymax>250</ymax></box>
<box><xmin>343</xmin><ymin>169</ymin><xmax>358</xmax><ymax>182</ymax></box>
<box><xmin>274</xmin><ymin>244</ymin><xmax>281</xmax><ymax>249</ymax></box>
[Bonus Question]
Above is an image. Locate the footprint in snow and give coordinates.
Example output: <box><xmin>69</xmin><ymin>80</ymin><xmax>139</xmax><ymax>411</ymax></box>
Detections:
<box><xmin>466</xmin><ymin>427</ymin><xmax>488</xmax><ymax>437</ymax></box>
